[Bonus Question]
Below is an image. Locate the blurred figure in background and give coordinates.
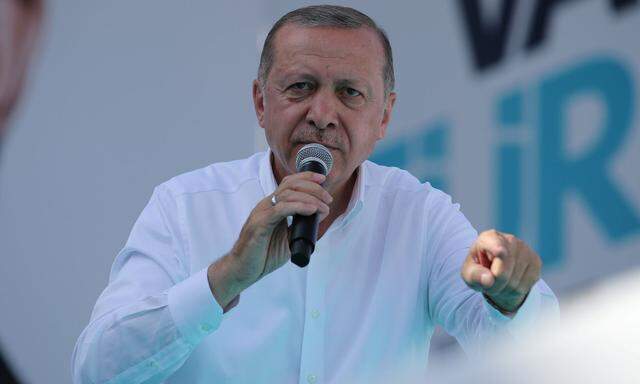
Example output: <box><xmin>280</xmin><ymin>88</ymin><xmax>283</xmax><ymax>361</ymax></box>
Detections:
<box><xmin>0</xmin><ymin>0</ymin><xmax>42</xmax><ymax>382</ymax></box>
<box><xmin>0</xmin><ymin>0</ymin><xmax>43</xmax><ymax>147</ymax></box>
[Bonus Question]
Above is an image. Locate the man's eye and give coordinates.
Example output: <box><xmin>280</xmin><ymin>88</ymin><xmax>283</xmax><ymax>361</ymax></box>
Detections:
<box><xmin>290</xmin><ymin>82</ymin><xmax>313</xmax><ymax>91</ymax></box>
<box><xmin>343</xmin><ymin>88</ymin><xmax>362</xmax><ymax>97</ymax></box>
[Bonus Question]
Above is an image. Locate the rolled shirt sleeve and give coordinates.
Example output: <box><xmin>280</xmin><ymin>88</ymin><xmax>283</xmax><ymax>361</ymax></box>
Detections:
<box><xmin>71</xmin><ymin>185</ymin><xmax>227</xmax><ymax>383</ymax></box>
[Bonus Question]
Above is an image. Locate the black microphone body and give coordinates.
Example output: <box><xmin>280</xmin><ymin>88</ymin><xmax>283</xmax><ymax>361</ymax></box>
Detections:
<box><xmin>290</xmin><ymin>160</ymin><xmax>326</xmax><ymax>267</ymax></box>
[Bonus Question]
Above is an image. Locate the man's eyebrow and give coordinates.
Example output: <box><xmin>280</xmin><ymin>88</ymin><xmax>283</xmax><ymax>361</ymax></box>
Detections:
<box><xmin>281</xmin><ymin>73</ymin><xmax>317</xmax><ymax>84</ymax></box>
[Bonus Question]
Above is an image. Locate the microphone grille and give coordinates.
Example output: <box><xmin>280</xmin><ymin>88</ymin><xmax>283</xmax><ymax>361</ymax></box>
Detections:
<box><xmin>295</xmin><ymin>143</ymin><xmax>334</xmax><ymax>175</ymax></box>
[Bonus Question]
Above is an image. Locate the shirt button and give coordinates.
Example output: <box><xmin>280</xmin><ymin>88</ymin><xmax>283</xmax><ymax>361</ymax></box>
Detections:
<box><xmin>311</xmin><ymin>309</ymin><xmax>320</xmax><ymax>319</ymax></box>
<box><xmin>307</xmin><ymin>374</ymin><xmax>317</xmax><ymax>383</ymax></box>
<box><xmin>200</xmin><ymin>323</ymin><xmax>212</xmax><ymax>332</ymax></box>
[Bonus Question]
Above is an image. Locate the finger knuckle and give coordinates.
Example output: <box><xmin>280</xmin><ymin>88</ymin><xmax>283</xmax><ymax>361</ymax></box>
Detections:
<box><xmin>460</xmin><ymin>269</ymin><xmax>473</xmax><ymax>284</ymax></box>
<box><xmin>293</xmin><ymin>203</ymin><xmax>307</xmax><ymax>214</ymax></box>
<box><xmin>535</xmin><ymin>256</ymin><xmax>543</xmax><ymax>269</ymax></box>
<box><xmin>513</xmin><ymin>238</ymin><xmax>524</xmax><ymax>252</ymax></box>
<box><xmin>495</xmin><ymin>246</ymin><xmax>508</xmax><ymax>257</ymax></box>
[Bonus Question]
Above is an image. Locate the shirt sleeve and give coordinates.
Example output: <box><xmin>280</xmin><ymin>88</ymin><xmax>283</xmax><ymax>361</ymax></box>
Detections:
<box><xmin>423</xmin><ymin>189</ymin><xmax>560</xmax><ymax>354</ymax></box>
<box><xmin>71</xmin><ymin>184</ymin><xmax>230</xmax><ymax>384</ymax></box>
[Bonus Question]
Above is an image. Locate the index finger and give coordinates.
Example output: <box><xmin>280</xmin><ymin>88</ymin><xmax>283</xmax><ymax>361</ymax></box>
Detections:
<box><xmin>476</xmin><ymin>230</ymin><xmax>509</xmax><ymax>260</ymax></box>
<box><xmin>475</xmin><ymin>231</ymin><xmax>515</xmax><ymax>282</ymax></box>
<box><xmin>281</xmin><ymin>171</ymin><xmax>325</xmax><ymax>185</ymax></box>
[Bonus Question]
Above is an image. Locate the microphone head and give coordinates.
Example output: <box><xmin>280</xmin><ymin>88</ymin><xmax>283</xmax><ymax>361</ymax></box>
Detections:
<box><xmin>295</xmin><ymin>143</ymin><xmax>333</xmax><ymax>175</ymax></box>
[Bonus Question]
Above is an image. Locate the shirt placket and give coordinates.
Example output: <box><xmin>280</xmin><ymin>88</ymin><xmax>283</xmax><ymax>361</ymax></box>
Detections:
<box><xmin>298</xmin><ymin>239</ymin><xmax>329</xmax><ymax>384</ymax></box>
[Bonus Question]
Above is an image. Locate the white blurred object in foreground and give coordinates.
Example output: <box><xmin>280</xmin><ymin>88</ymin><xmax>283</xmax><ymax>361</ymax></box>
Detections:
<box><xmin>429</xmin><ymin>269</ymin><xmax>640</xmax><ymax>383</ymax></box>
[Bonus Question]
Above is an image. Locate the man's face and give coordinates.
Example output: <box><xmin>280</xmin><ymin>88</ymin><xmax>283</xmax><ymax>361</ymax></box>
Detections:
<box><xmin>253</xmin><ymin>24</ymin><xmax>396</xmax><ymax>190</ymax></box>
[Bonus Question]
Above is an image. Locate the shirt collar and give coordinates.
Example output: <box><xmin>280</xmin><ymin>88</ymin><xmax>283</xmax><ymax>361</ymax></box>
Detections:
<box><xmin>258</xmin><ymin>149</ymin><xmax>366</xmax><ymax>228</ymax></box>
<box><xmin>258</xmin><ymin>148</ymin><xmax>279</xmax><ymax>197</ymax></box>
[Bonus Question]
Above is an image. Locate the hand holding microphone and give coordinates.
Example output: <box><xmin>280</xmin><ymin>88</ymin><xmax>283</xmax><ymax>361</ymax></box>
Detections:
<box><xmin>208</xmin><ymin>144</ymin><xmax>333</xmax><ymax>308</ymax></box>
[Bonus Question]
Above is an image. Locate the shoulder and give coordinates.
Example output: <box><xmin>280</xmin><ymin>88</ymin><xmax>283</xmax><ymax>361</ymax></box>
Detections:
<box><xmin>364</xmin><ymin>160</ymin><xmax>451</xmax><ymax>206</ymax></box>
<box><xmin>157</xmin><ymin>152</ymin><xmax>264</xmax><ymax>198</ymax></box>
<box><xmin>363</xmin><ymin>160</ymin><xmax>467</xmax><ymax>231</ymax></box>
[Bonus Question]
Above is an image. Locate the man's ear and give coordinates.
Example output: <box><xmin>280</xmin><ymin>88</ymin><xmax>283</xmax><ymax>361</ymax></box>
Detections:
<box><xmin>378</xmin><ymin>92</ymin><xmax>397</xmax><ymax>140</ymax></box>
<box><xmin>252</xmin><ymin>79</ymin><xmax>265</xmax><ymax>128</ymax></box>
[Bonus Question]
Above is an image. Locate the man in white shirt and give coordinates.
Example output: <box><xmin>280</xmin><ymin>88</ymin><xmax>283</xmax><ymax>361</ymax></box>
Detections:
<box><xmin>72</xmin><ymin>5</ymin><xmax>558</xmax><ymax>383</ymax></box>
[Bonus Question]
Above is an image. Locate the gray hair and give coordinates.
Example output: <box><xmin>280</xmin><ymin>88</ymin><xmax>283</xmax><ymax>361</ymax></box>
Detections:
<box><xmin>257</xmin><ymin>5</ymin><xmax>395</xmax><ymax>97</ymax></box>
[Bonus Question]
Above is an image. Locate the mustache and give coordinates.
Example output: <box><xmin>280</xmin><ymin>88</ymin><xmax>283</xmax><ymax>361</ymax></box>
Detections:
<box><xmin>291</xmin><ymin>129</ymin><xmax>344</xmax><ymax>150</ymax></box>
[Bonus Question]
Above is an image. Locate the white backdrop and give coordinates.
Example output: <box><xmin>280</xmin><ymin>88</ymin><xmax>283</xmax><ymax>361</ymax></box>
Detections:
<box><xmin>1</xmin><ymin>1</ymin><xmax>638</xmax><ymax>383</ymax></box>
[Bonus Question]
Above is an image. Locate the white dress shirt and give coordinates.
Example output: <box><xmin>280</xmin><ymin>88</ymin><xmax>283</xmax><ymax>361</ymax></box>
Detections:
<box><xmin>72</xmin><ymin>150</ymin><xmax>559</xmax><ymax>384</ymax></box>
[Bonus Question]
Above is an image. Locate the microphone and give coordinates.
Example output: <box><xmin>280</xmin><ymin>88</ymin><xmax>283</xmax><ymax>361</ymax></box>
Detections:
<box><xmin>289</xmin><ymin>143</ymin><xmax>333</xmax><ymax>268</ymax></box>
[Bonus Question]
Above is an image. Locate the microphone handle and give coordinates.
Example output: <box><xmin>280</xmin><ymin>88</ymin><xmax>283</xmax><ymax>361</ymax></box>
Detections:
<box><xmin>289</xmin><ymin>161</ymin><xmax>326</xmax><ymax>267</ymax></box>
<box><xmin>290</xmin><ymin>213</ymin><xmax>319</xmax><ymax>267</ymax></box>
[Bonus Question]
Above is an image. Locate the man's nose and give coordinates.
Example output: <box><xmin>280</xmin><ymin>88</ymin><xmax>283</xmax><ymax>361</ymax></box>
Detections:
<box><xmin>306</xmin><ymin>89</ymin><xmax>338</xmax><ymax>130</ymax></box>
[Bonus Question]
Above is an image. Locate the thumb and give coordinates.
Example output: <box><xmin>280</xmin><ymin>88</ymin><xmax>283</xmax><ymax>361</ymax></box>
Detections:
<box><xmin>462</xmin><ymin>261</ymin><xmax>495</xmax><ymax>291</ymax></box>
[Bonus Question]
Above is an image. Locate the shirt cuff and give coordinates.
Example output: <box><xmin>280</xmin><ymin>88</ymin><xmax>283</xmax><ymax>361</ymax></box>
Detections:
<box><xmin>485</xmin><ymin>281</ymin><xmax>543</xmax><ymax>337</ymax></box>
<box><xmin>168</xmin><ymin>267</ymin><xmax>225</xmax><ymax>345</ymax></box>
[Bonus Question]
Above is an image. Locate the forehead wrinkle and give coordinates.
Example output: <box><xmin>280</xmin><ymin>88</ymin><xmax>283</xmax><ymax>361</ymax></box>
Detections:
<box><xmin>273</xmin><ymin>49</ymin><xmax>348</xmax><ymax>76</ymax></box>
<box><xmin>273</xmin><ymin>25</ymin><xmax>385</xmax><ymax>62</ymax></box>
<box><xmin>280</xmin><ymin>47</ymin><xmax>351</xmax><ymax>66</ymax></box>
<box><xmin>271</xmin><ymin>27</ymin><xmax>385</xmax><ymax>92</ymax></box>
<box><xmin>283</xmin><ymin>49</ymin><xmax>375</xmax><ymax>76</ymax></box>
